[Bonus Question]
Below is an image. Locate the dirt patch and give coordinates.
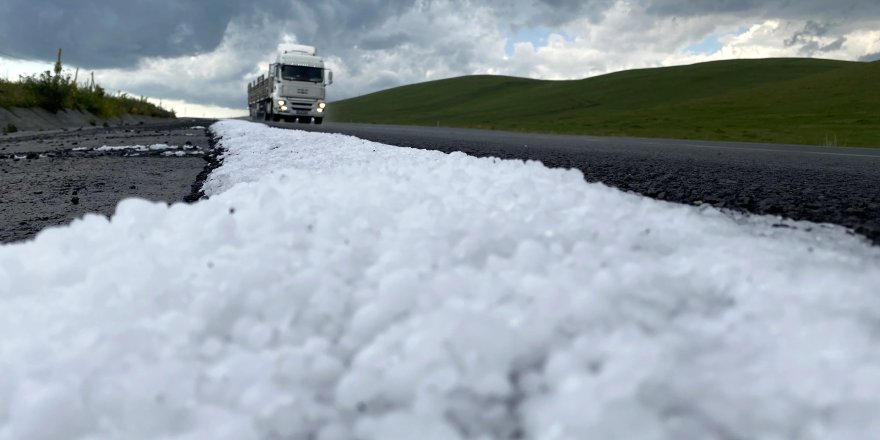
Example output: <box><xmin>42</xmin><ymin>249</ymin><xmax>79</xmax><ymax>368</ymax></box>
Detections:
<box><xmin>0</xmin><ymin>118</ymin><xmax>217</xmax><ymax>243</ymax></box>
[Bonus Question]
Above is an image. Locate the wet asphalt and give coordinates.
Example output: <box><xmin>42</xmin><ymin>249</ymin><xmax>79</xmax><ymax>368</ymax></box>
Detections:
<box><xmin>0</xmin><ymin>119</ymin><xmax>216</xmax><ymax>243</ymax></box>
<box><xmin>276</xmin><ymin>121</ymin><xmax>880</xmax><ymax>245</ymax></box>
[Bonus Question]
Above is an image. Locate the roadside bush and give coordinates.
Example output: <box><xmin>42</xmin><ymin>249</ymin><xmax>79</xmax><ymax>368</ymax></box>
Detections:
<box><xmin>77</xmin><ymin>84</ymin><xmax>107</xmax><ymax>116</ymax></box>
<box><xmin>2</xmin><ymin>123</ymin><xmax>17</xmax><ymax>135</ymax></box>
<box><xmin>0</xmin><ymin>79</ymin><xmax>32</xmax><ymax>107</ymax></box>
<box><xmin>0</xmin><ymin>49</ymin><xmax>175</xmax><ymax>119</ymax></box>
<box><xmin>21</xmin><ymin>71</ymin><xmax>75</xmax><ymax>113</ymax></box>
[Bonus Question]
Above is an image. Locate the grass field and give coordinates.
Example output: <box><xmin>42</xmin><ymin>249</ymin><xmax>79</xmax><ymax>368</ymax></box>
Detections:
<box><xmin>328</xmin><ymin>58</ymin><xmax>879</xmax><ymax>147</ymax></box>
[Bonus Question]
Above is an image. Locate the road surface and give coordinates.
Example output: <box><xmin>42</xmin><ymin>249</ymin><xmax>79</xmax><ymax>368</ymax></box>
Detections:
<box><xmin>4</xmin><ymin>118</ymin><xmax>877</xmax><ymax>245</ymax></box>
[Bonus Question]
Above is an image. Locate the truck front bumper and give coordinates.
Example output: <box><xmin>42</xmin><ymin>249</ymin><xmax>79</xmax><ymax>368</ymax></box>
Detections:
<box><xmin>275</xmin><ymin>99</ymin><xmax>325</xmax><ymax>117</ymax></box>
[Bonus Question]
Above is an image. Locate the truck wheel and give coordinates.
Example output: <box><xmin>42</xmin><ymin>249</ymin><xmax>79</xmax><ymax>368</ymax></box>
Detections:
<box><xmin>314</xmin><ymin>117</ymin><xmax>323</xmax><ymax>125</ymax></box>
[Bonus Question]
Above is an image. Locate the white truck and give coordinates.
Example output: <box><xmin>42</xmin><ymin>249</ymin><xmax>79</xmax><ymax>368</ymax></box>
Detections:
<box><xmin>248</xmin><ymin>44</ymin><xmax>333</xmax><ymax>124</ymax></box>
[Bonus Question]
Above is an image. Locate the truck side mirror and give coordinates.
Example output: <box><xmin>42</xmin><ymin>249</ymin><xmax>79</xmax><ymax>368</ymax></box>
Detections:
<box><xmin>327</xmin><ymin>70</ymin><xmax>334</xmax><ymax>85</ymax></box>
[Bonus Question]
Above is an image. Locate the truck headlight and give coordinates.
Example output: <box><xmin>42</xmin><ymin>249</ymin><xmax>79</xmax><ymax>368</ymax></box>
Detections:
<box><xmin>278</xmin><ymin>100</ymin><xmax>286</xmax><ymax>106</ymax></box>
<box><xmin>317</xmin><ymin>108</ymin><xmax>323</xmax><ymax>113</ymax></box>
<box><xmin>281</xmin><ymin>105</ymin><xmax>288</xmax><ymax>111</ymax></box>
<box><xmin>318</xmin><ymin>102</ymin><xmax>326</xmax><ymax>109</ymax></box>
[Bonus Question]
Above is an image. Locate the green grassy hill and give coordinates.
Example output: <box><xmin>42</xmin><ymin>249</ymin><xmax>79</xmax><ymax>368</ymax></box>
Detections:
<box><xmin>329</xmin><ymin>58</ymin><xmax>879</xmax><ymax>147</ymax></box>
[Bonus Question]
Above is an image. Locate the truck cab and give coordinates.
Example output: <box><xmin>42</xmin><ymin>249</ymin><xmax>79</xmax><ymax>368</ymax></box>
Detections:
<box><xmin>248</xmin><ymin>44</ymin><xmax>333</xmax><ymax>124</ymax></box>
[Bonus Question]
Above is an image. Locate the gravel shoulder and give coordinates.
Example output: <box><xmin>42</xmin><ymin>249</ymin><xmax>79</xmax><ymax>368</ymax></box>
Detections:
<box><xmin>0</xmin><ymin>118</ymin><xmax>216</xmax><ymax>243</ymax></box>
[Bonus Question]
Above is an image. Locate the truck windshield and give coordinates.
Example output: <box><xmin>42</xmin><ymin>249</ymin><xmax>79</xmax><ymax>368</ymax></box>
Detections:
<box><xmin>281</xmin><ymin>65</ymin><xmax>324</xmax><ymax>83</ymax></box>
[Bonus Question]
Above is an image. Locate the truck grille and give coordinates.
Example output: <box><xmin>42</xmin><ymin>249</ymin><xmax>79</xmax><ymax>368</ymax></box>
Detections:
<box><xmin>286</xmin><ymin>101</ymin><xmax>313</xmax><ymax>111</ymax></box>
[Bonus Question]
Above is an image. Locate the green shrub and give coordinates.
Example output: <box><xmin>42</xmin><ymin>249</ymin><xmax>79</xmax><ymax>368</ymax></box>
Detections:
<box><xmin>21</xmin><ymin>71</ymin><xmax>75</xmax><ymax>113</ymax></box>
<box><xmin>77</xmin><ymin>84</ymin><xmax>107</xmax><ymax>115</ymax></box>
<box><xmin>0</xmin><ymin>49</ymin><xmax>175</xmax><ymax>119</ymax></box>
<box><xmin>2</xmin><ymin>123</ymin><xmax>17</xmax><ymax>135</ymax></box>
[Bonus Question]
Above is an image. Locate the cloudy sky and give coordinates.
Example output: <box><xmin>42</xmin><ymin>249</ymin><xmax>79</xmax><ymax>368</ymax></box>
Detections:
<box><xmin>1</xmin><ymin>0</ymin><xmax>878</xmax><ymax>117</ymax></box>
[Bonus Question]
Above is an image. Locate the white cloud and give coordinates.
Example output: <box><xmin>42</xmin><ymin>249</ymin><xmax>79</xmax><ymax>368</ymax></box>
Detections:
<box><xmin>323</xmin><ymin>0</ymin><xmax>509</xmax><ymax>100</ymax></box>
<box><xmin>490</xmin><ymin>4</ymin><xmax>742</xmax><ymax>78</ymax></box>
<box><xmin>0</xmin><ymin>57</ymin><xmax>55</xmax><ymax>81</ymax></box>
<box><xmin>157</xmin><ymin>98</ymin><xmax>245</xmax><ymax>119</ymax></box>
<box><xmin>466</xmin><ymin>2</ymin><xmax>879</xmax><ymax>82</ymax></box>
<box><xmin>92</xmin><ymin>20</ymin><xmax>274</xmax><ymax>114</ymax></box>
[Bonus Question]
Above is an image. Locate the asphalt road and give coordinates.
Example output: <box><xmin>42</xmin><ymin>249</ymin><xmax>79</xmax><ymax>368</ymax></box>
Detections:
<box><xmin>272</xmin><ymin>121</ymin><xmax>880</xmax><ymax>245</ymax></box>
<box><xmin>4</xmin><ymin>118</ymin><xmax>878</xmax><ymax>246</ymax></box>
<box><xmin>0</xmin><ymin>119</ymin><xmax>216</xmax><ymax>243</ymax></box>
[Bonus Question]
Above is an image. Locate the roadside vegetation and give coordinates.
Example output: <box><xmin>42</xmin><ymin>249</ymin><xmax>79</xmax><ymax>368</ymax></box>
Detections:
<box><xmin>330</xmin><ymin>58</ymin><xmax>879</xmax><ymax>147</ymax></box>
<box><xmin>0</xmin><ymin>49</ymin><xmax>174</xmax><ymax>119</ymax></box>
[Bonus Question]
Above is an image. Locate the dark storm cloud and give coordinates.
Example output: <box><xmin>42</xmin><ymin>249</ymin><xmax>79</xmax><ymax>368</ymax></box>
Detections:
<box><xmin>784</xmin><ymin>20</ymin><xmax>829</xmax><ymax>47</ymax></box>
<box><xmin>359</xmin><ymin>33</ymin><xmax>412</xmax><ymax>51</ymax></box>
<box><xmin>784</xmin><ymin>21</ymin><xmax>849</xmax><ymax>55</ymax></box>
<box><xmin>2</xmin><ymin>0</ymin><xmax>874</xmax><ymax>69</ymax></box>
<box><xmin>819</xmin><ymin>37</ymin><xmax>847</xmax><ymax>52</ymax></box>
<box><xmin>528</xmin><ymin>0</ymin><xmax>616</xmax><ymax>25</ymax></box>
<box><xmin>456</xmin><ymin>0</ymin><xmax>618</xmax><ymax>31</ymax></box>
<box><xmin>644</xmin><ymin>0</ymin><xmax>759</xmax><ymax>16</ymax></box>
<box><xmin>643</xmin><ymin>0</ymin><xmax>878</xmax><ymax>18</ymax></box>
<box><xmin>793</xmin><ymin>37</ymin><xmax>845</xmax><ymax>56</ymax></box>
<box><xmin>640</xmin><ymin>0</ymin><xmax>876</xmax><ymax>58</ymax></box>
<box><xmin>0</xmin><ymin>0</ymin><xmax>615</xmax><ymax>69</ymax></box>
<box><xmin>860</xmin><ymin>53</ymin><xmax>880</xmax><ymax>62</ymax></box>
<box><xmin>0</xmin><ymin>0</ymin><xmax>291</xmax><ymax>68</ymax></box>
<box><xmin>78</xmin><ymin>0</ymin><xmax>426</xmax><ymax>108</ymax></box>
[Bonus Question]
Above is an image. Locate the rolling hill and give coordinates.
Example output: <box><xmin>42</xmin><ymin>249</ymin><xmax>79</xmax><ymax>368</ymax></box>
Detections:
<box><xmin>328</xmin><ymin>58</ymin><xmax>879</xmax><ymax>147</ymax></box>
